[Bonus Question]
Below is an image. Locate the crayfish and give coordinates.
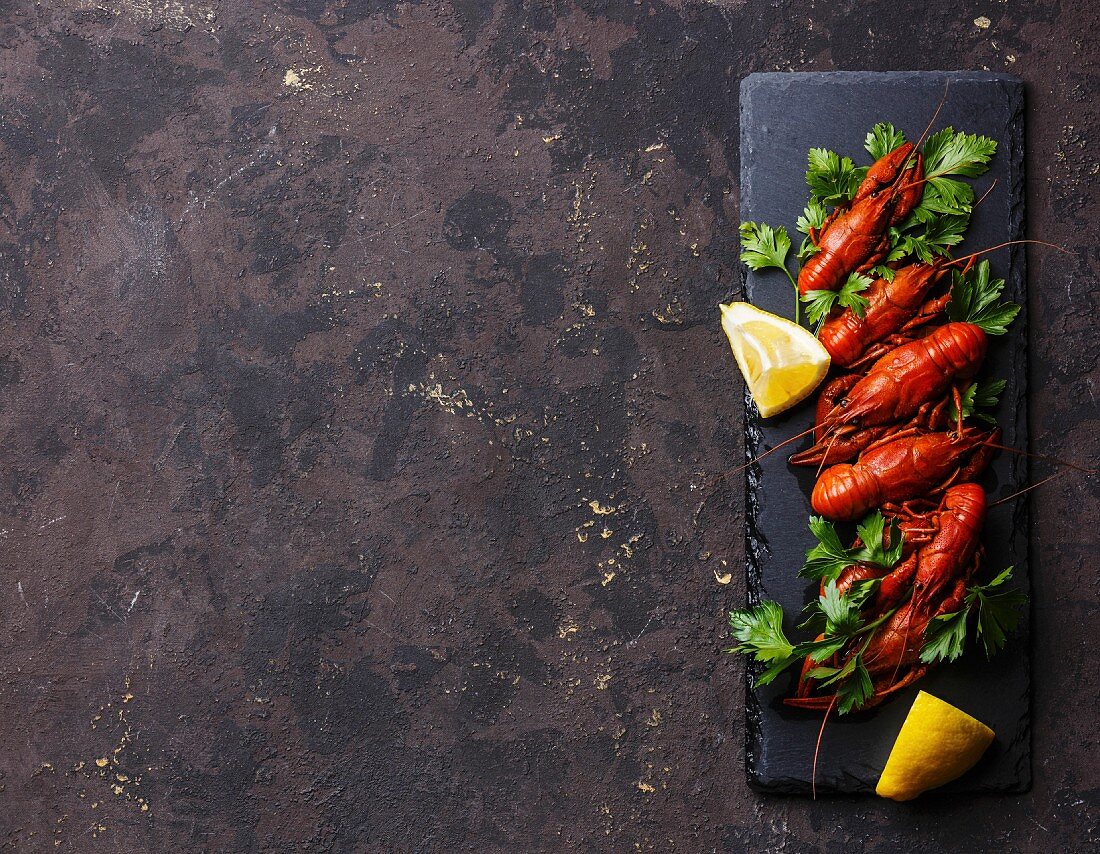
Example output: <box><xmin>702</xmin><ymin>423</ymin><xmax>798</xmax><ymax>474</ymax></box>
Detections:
<box><xmin>811</xmin><ymin>426</ymin><xmax>998</xmax><ymax>523</ymax></box>
<box><xmin>797</xmin><ymin>142</ymin><xmax>925</xmax><ymax>296</ymax></box>
<box><xmin>817</xmin><ymin>258</ymin><xmax>961</xmax><ymax>369</ymax></box>
<box><xmin>786</xmin><ymin>483</ymin><xmax>986</xmax><ymax>711</ymax></box>
<box><xmin>782</xmin><ymin>321</ymin><xmax>987</xmax><ymax>471</ymax></box>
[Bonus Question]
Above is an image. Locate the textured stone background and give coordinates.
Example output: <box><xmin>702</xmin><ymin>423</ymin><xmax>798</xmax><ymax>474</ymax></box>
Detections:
<box><xmin>0</xmin><ymin>1</ymin><xmax>1095</xmax><ymax>851</ymax></box>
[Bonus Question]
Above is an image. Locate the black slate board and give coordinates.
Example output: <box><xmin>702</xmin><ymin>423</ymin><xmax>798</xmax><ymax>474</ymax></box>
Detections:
<box><xmin>739</xmin><ymin>72</ymin><xmax>1030</xmax><ymax>795</ymax></box>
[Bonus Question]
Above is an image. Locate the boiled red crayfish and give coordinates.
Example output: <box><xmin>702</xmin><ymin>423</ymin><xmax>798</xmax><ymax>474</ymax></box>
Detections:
<box><xmin>784</xmin><ymin>322</ymin><xmax>987</xmax><ymax>469</ymax></box>
<box><xmin>810</xmin><ymin>426</ymin><xmax>998</xmax><ymax>523</ymax></box>
<box><xmin>817</xmin><ymin>258</ymin><xmax>961</xmax><ymax>369</ymax></box>
<box><xmin>786</xmin><ymin>482</ymin><xmax>986</xmax><ymax>710</ymax></box>
<box><xmin>798</xmin><ymin>143</ymin><xmax>925</xmax><ymax>296</ymax></box>
<box><xmin>789</xmin><ymin>371</ymin><xmax>965</xmax><ymax>469</ymax></box>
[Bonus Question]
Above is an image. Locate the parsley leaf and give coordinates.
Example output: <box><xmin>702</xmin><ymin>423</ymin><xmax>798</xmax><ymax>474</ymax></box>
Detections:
<box><xmin>855</xmin><ymin>512</ymin><xmax>885</xmax><ymax>559</ymax></box>
<box><xmin>947</xmin><ymin>260</ymin><xmax>1021</xmax><ymax>334</ymax></box>
<box><xmin>802</xmin><ymin>516</ymin><xmax>859</xmax><ymax>582</ymax></box>
<box><xmin>801</xmin><ymin>272</ymin><xmax>873</xmax><ymax>325</ymax></box>
<box><xmin>739</xmin><ymin>221</ymin><xmax>791</xmax><ymax>272</ymax></box>
<box><xmin>797</xmin><ymin>236</ymin><xmax>821</xmax><ymax>263</ymax></box>
<box><xmin>949</xmin><ymin>377</ymin><xmax>1006</xmax><ymax>425</ymax></box>
<box><xmin>920</xmin><ymin>609</ymin><xmax>970</xmax><ymax>663</ymax></box>
<box><xmin>801</xmin><ymin>512</ymin><xmax>904</xmax><ymax>581</ymax></box>
<box><xmin>927</xmin><ymin>176</ymin><xmax>975</xmax><ymax>215</ymax></box>
<box><xmin>846</xmin><ymin>577</ymin><xmax>882</xmax><ymax>611</ymax></box>
<box><xmin>726</xmin><ymin>601</ymin><xmax>802</xmax><ymax>686</ymax></box>
<box><xmin>893</xmin><ymin>213</ymin><xmax>970</xmax><ymax>263</ymax></box>
<box><xmin>806</xmin><ymin>148</ymin><xmax>863</xmax><ymax>204</ymax></box>
<box><xmin>853</xmin><ymin>511</ymin><xmax>904</xmax><ymax>569</ymax></box>
<box><xmin>966</xmin><ymin>567</ymin><xmax>1027</xmax><ymax>659</ymax></box>
<box><xmin>818</xmin><ymin>581</ymin><xmax>863</xmax><ymax>637</ymax></box>
<box><xmin>919</xmin><ymin>566</ymin><xmax>1027</xmax><ymax>663</ymax></box>
<box><xmin>795</xmin><ymin>635</ymin><xmax>849</xmax><ymax>663</ymax></box>
<box><xmin>922</xmin><ymin>127</ymin><xmax>998</xmax><ymax>179</ymax></box>
<box><xmin>801</xmin><ymin>290</ymin><xmax>838</xmax><ymax>326</ymax></box>
<box><xmin>739</xmin><ymin>221</ymin><xmax>801</xmax><ymax>324</ymax></box>
<box><xmin>865</xmin><ymin>122</ymin><xmax>907</xmax><ymax>161</ymax></box>
<box><xmin>835</xmin><ymin>655</ymin><xmax>874</xmax><ymax>714</ymax></box>
<box><xmin>796</xmin><ymin>199</ymin><xmax>828</xmax><ymax>236</ymax></box>
<box><xmin>795</xmin><ymin>200</ymin><xmax>828</xmax><ymax>264</ymax></box>
<box><xmin>973</xmin><ymin>378</ymin><xmax>1007</xmax><ymax>410</ymax></box>
<box><xmin>838</xmin><ymin>273</ymin><xmax>873</xmax><ymax>318</ymax></box>
<box><xmin>870</xmin><ymin>263</ymin><xmax>896</xmax><ymax>282</ymax></box>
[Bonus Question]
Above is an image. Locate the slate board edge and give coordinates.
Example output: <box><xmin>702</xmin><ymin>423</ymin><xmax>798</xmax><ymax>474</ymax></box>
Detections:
<box><xmin>737</xmin><ymin>71</ymin><xmax>1031</xmax><ymax>796</ymax></box>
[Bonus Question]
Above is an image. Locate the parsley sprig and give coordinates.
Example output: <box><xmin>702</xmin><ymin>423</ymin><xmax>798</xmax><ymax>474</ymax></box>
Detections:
<box><xmin>806</xmin><ymin>148</ymin><xmax>866</xmax><ymax>205</ymax></box>
<box><xmin>889</xmin><ymin>213</ymin><xmax>970</xmax><ymax>264</ymax></box>
<box><xmin>920</xmin><ymin>567</ymin><xmax>1027</xmax><ymax>663</ymax></box>
<box><xmin>802</xmin><ymin>272</ymin><xmax>873</xmax><ymax>326</ymax></box>
<box><xmin>739</xmin><ymin>221</ymin><xmax>800</xmax><ymax>324</ymax></box>
<box><xmin>806</xmin><ymin>652</ymin><xmax>875</xmax><ymax>714</ymax></box>
<box><xmin>795</xmin><ymin>199</ymin><xmax>828</xmax><ymax>263</ymax></box>
<box><xmin>727</xmin><ymin>579</ymin><xmax>896</xmax><ymax>714</ymax></box>
<box><xmin>922</xmin><ymin>128</ymin><xmax>999</xmax><ymax>179</ymax></box>
<box><xmin>949</xmin><ymin>377</ymin><xmax>1006</xmax><ymax>425</ymax></box>
<box><xmin>947</xmin><ymin>259</ymin><xmax>1021</xmax><ymax>334</ymax></box>
<box><xmin>801</xmin><ymin>511</ymin><xmax>905</xmax><ymax>583</ymax></box>
<box><xmin>886</xmin><ymin>127</ymin><xmax>996</xmax><ymax>257</ymax></box>
<box><xmin>865</xmin><ymin>122</ymin><xmax>907</xmax><ymax>162</ymax></box>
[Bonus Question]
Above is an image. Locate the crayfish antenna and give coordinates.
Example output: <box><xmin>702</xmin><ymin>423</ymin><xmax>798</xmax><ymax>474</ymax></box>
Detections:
<box><xmin>973</xmin><ymin>177</ymin><xmax>999</xmax><ymax>210</ymax></box>
<box><xmin>721</xmin><ymin>422</ymin><xmax>822</xmax><ymax>478</ymax></box>
<box><xmin>812</xmin><ymin>696</ymin><xmax>837</xmax><ymax>801</ymax></box>
<box><xmin>978</xmin><ymin>438</ymin><xmax>1097</xmax><ymax>474</ymax></box>
<box><xmin>815</xmin><ymin>431</ymin><xmax>843</xmax><ymax>479</ymax></box>
<box><xmin>883</xmin><ymin>80</ymin><xmax>951</xmax><ymax>202</ymax></box>
<box><xmin>946</xmin><ymin>239</ymin><xmax>1073</xmax><ymax>268</ymax></box>
<box><xmin>988</xmin><ymin>472</ymin><xmax>1068</xmax><ymax>508</ymax></box>
<box><xmin>910</xmin><ymin>78</ymin><xmax>951</xmax><ymax>155</ymax></box>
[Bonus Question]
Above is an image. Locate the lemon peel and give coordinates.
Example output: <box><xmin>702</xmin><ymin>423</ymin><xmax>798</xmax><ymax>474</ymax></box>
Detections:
<box><xmin>876</xmin><ymin>691</ymin><xmax>995</xmax><ymax>801</ymax></box>
<box><xmin>719</xmin><ymin>302</ymin><xmax>830</xmax><ymax>417</ymax></box>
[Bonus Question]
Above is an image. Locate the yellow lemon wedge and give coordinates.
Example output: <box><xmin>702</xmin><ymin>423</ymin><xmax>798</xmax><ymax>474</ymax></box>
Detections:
<box><xmin>876</xmin><ymin>691</ymin><xmax>995</xmax><ymax>802</ymax></box>
<box><xmin>719</xmin><ymin>302</ymin><xmax>830</xmax><ymax>417</ymax></box>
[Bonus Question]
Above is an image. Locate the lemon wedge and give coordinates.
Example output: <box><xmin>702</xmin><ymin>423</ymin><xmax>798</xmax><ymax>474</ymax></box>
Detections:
<box><xmin>719</xmin><ymin>302</ymin><xmax>830</xmax><ymax>417</ymax></box>
<box><xmin>876</xmin><ymin>691</ymin><xmax>995</xmax><ymax>801</ymax></box>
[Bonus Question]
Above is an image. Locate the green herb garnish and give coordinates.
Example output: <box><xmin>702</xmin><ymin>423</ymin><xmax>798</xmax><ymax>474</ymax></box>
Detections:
<box><xmin>802</xmin><ymin>272</ymin><xmax>873</xmax><ymax>325</ymax></box>
<box><xmin>920</xmin><ymin>567</ymin><xmax>1027</xmax><ymax>663</ymax></box>
<box><xmin>864</xmin><ymin>122</ymin><xmax>907</xmax><ymax>162</ymax></box>
<box><xmin>921</xmin><ymin>128</ymin><xmax>999</xmax><ymax>179</ymax></box>
<box><xmin>947</xmin><ymin>259</ymin><xmax>1020</xmax><ymax>334</ymax></box>
<box><xmin>806</xmin><ymin>148</ymin><xmax>865</xmax><ymax>205</ymax></box>
<box><xmin>739</xmin><ymin>221</ymin><xmax>801</xmax><ymax>324</ymax></box>
<box><xmin>801</xmin><ymin>511</ymin><xmax>904</xmax><ymax>582</ymax></box>
<box><xmin>949</xmin><ymin>377</ymin><xmax>1007</xmax><ymax>425</ymax></box>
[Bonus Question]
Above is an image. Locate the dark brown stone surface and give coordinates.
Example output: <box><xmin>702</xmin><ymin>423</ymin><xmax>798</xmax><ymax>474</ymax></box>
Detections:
<box><xmin>0</xmin><ymin>1</ymin><xmax>1094</xmax><ymax>850</ymax></box>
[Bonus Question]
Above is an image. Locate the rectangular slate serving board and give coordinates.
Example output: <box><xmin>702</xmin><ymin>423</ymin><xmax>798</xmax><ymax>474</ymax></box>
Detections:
<box><xmin>739</xmin><ymin>72</ymin><xmax>1030</xmax><ymax>795</ymax></box>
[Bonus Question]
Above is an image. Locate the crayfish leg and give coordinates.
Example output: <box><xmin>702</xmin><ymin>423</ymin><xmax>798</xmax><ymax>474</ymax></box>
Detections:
<box><xmin>874</xmin><ymin>552</ymin><xmax>919</xmax><ymax>611</ymax></box>
<box><xmin>899</xmin><ymin>293</ymin><xmax>952</xmax><ymax>333</ymax></box>
<box><xmin>954</xmin><ymin>427</ymin><xmax>1001</xmax><ymax>482</ymax></box>
<box><xmin>783</xmin><ymin>694</ymin><xmax>839</xmax><ymax>711</ymax></box>
<box><xmin>861</xmin><ymin>665</ymin><xmax>929</xmax><ymax>711</ymax></box>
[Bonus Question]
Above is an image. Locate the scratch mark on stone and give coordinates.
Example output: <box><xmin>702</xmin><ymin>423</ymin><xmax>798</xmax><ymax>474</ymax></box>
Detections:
<box><xmin>627</xmin><ymin>612</ymin><xmax>658</xmax><ymax>647</ymax></box>
<box><xmin>180</xmin><ymin>147</ymin><xmax>275</xmax><ymax>222</ymax></box>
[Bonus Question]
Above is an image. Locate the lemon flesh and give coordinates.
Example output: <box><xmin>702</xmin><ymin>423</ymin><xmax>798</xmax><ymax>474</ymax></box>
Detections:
<box><xmin>719</xmin><ymin>302</ymin><xmax>830</xmax><ymax>417</ymax></box>
<box><xmin>876</xmin><ymin>691</ymin><xmax>995</xmax><ymax>801</ymax></box>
